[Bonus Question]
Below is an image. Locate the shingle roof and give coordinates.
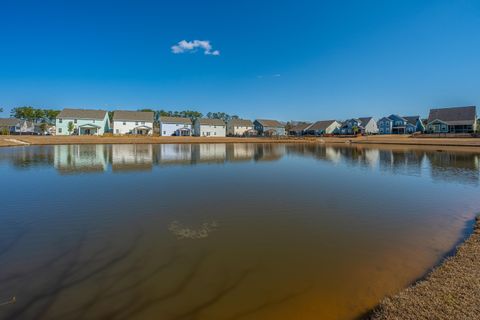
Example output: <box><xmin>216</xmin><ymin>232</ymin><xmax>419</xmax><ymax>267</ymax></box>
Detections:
<box><xmin>113</xmin><ymin>110</ymin><xmax>154</xmax><ymax>122</ymax></box>
<box><xmin>255</xmin><ymin>119</ymin><xmax>285</xmax><ymax>128</ymax></box>
<box><xmin>57</xmin><ymin>108</ymin><xmax>107</xmax><ymax>120</ymax></box>
<box><xmin>228</xmin><ymin>119</ymin><xmax>253</xmax><ymax>127</ymax></box>
<box><xmin>0</xmin><ymin>118</ymin><xmax>21</xmax><ymax>127</ymax></box>
<box><xmin>196</xmin><ymin>118</ymin><xmax>226</xmax><ymax>126</ymax></box>
<box><xmin>308</xmin><ymin>120</ymin><xmax>338</xmax><ymax>131</ymax></box>
<box><xmin>289</xmin><ymin>122</ymin><xmax>312</xmax><ymax>132</ymax></box>
<box><xmin>160</xmin><ymin>116</ymin><xmax>192</xmax><ymax>124</ymax></box>
<box><xmin>358</xmin><ymin>117</ymin><xmax>373</xmax><ymax>126</ymax></box>
<box><xmin>427</xmin><ymin>106</ymin><xmax>476</xmax><ymax>125</ymax></box>
<box><xmin>403</xmin><ymin>116</ymin><xmax>420</xmax><ymax>126</ymax></box>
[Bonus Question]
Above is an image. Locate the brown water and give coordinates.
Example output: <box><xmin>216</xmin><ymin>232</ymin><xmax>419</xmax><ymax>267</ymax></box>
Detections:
<box><xmin>0</xmin><ymin>143</ymin><xmax>479</xmax><ymax>320</ymax></box>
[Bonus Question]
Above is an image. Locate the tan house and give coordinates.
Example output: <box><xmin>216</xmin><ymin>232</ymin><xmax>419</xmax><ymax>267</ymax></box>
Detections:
<box><xmin>227</xmin><ymin>119</ymin><xmax>254</xmax><ymax>136</ymax></box>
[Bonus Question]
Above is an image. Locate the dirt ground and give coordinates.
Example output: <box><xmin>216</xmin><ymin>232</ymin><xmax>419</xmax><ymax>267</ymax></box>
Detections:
<box><xmin>370</xmin><ymin>216</ymin><xmax>480</xmax><ymax>320</ymax></box>
<box><xmin>1</xmin><ymin>134</ymin><xmax>480</xmax><ymax>148</ymax></box>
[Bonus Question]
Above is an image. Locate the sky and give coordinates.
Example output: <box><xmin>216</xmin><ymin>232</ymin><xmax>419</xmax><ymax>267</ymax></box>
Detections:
<box><xmin>1</xmin><ymin>0</ymin><xmax>480</xmax><ymax>121</ymax></box>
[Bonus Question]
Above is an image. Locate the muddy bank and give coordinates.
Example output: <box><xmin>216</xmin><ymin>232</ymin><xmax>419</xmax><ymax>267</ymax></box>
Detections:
<box><xmin>369</xmin><ymin>216</ymin><xmax>480</xmax><ymax>320</ymax></box>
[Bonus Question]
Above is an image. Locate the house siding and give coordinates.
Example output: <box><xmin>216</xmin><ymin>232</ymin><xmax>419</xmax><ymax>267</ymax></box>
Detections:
<box><xmin>113</xmin><ymin>120</ymin><xmax>153</xmax><ymax>135</ymax></box>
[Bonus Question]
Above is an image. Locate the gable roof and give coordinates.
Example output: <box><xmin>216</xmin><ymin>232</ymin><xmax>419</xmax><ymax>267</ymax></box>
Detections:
<box><xmin>308</xmin><ymin>120</ymin><xmax>338</xmax><ymax>131</ymax></box>
<box><xmin>160</xmin><ymin>116</ymin><xmax>192</xmax><ymax>124</ymax></box>
<box><xmin>196</xmin><ymin>118</ymin><xmax>226</xmax><ymax>126</ymax></box>
<box><xmin>358</xmin><ymin>117</ymin><xmax>373</xmax><ymax>126</ymax></box>
<box><xmin>0</xmin><ymin>118</ymin><xmax>21</xmax><ymax>127</ymax></box>
<box><xmin>57</xmin><ymin>108</ymin><xmax>107</xmax><ymax>120</ymax></box>
<box><xmin>427</xmin><ymin>106</ymin><xmax>476</xmax><ymax>125</ymax></box>
<box><xmin>289</xmin><ymin>122</ymin><xmax>312</xmax><ymax>132</ymax></box>
<box><xmin>403</xmin><ymin>116</ymin><xmax>420</xmax><ymax>126</ymax></box>
<box><xmin>228</xmin><ymin>119</ymin><xmax>253</xmax><ymax>127</ymax></box>
<box><xmin>113</xmin><ymin>110</ymin><xmax>154</xmax><ymax>122</ymax></box>
<box><xmin>255</xmin><ymin>119</ymin><xmax>285</xmax><ymax>128</ymax></box>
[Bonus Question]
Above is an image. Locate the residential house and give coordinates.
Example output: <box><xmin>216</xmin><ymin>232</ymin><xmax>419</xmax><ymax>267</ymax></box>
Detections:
<box><xmin>227</xmin><ymin>119</ymin><xmax>254</xmax><ymax>136</ymax></box>
<box><xmin>193</xmin><ymin>118</ymin><xmax>226</xmax><ymax>137</ymax></box>
<box><xmin>288</xmin><ymin>122</ymin><xmax>312</xmax><ymax>136</ymax></box>
<box><xmin>339</xmin><ymin>117</ymin><xmax>378</xmax><ymax>135</ymax></box>
<box><xmin>304</xmin><ymin>120</ymin><xmax>342</xmax><ymax>136</ymax></box>
<box><xmin>55</xmin><ymin>108</ymin><xmax>110</xmax><ymax>135</ymax></box>
<box><xmin>0</xmin><ymin>118</ymin><xmax>35</xmax><ymax>134</ymax></box>
<box><xmin>377</xmin><ymin>115</ymin><xmax>425</xmax><ymax>134</ymax></box>
<box><xmin>113</xmin><ymin>111</ymin><xmax>154</xmax><ymax>135</ymax></box>
<box><xmin>159</xmin><ymin>116</ymin><xmax>193</xmax><ymax>136</ymax></box>
<box><xmin>253</xmin><ymin>119</ymin><xmax>286</xmax><ymax>136</ymax></box>
<box><xmin>426</xmin><ymin>106</ymin><xmax>477</xmax><ymax>134</ymax></box>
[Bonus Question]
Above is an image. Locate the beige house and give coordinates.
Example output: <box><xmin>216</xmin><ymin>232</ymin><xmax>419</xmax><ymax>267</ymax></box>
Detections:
<box><xmin>227</xmin><ymin>119</ymin><xmax>254</xmax><ymax>136</ymax></box>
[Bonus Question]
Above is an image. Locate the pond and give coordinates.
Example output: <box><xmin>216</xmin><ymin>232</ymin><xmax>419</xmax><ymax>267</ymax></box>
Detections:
<box><xmin>0</xmin><ymin>143</ymin><xmax>479</xmax><ymax>319</ymax></box>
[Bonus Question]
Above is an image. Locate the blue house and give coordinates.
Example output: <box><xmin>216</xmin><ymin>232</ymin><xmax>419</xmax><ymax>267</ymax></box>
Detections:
<box><xmin>377</xmin><ymin>115</ymin><xmax>425</xmax><ymax>134</ymax></box>
<box><xmin>253</xmin><ymin>119</ymin><xmax>286</xmax><ymax>136</ymax></box>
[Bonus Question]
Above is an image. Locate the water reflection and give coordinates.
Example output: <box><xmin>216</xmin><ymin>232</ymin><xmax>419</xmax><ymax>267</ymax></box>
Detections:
<box><xmin>0</xmin><ymin>143</ymin><xmax>478</xmax><ymax>184</ymax></box>
<box><xmin>1</xmin><ymin>143</ymin><xmax>480</xmax><ymax>320</ymax></box>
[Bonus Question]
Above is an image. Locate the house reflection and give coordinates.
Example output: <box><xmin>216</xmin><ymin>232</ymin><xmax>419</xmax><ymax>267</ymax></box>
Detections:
<box><xmin>192</xmin><ymin>144</ymin><xmax>227</xmax><ymax>164</ymax></box>
<box><xmin>111</xmin><ymin>144</ymin><xmax>153</xmax><ymax>172</ymax></box>
<box><xmin>54</xmin><ymin>145</ymin><xmax>108</xmax><ymax>174</ymax></box>
<box><xmin>226</xmin><ymin>144</ymin><xmax>256</xmax><ymax>162</ymax></box>
<box><xmin>426</xmin><ymin>151</ymin><xmax>480</xmax><ymax>185</ymax></box>
<box><xmin>158</xmin><ymin>144</ymin><xmax>193</xmax><ymax>165</ymax></box>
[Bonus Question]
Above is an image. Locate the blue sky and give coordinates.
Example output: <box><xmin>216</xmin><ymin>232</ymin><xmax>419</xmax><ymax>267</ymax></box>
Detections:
<box><xmin>1</xmin><ymin>0</ymin><xmax>480</xmax><ymax>121</ymax></box>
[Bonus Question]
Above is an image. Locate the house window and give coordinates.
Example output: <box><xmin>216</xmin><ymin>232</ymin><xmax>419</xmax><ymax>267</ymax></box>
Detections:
<box><xmin>58</xmin><ymin>128</ymin><xmax>62</xmax><ymax>133</ymax></box>
<box><xmin>93</xmin><ymin>120</ymin><xmax>96</xmax><ymax>123</ymax></box>
<box><xmin>123</xmin><ymin>122</ymin><xmax>126</xmax><ymax>125</ymax></box>
<box><xmin>163</xmin><ymin>131</ymin><xmax>166</xmax><ymax>134</ymax></box>
<box><xmin>74</xmin><ymin>119</ymin><xmax>77</xmax><ymax>124</ymax></box>
<box><xmin>135</xmin><ymin>122</ymin><xmax>139</xmax><ymax>125</ymax></box>
<box><xmin>116</xmin><ymin>129</ymin><xmax>119</xmax><ymax>133</ymax></box>
<box><xmin>59</xmin><ymin>119</ymin><xmax>63</xmax><ymax>123</ymax></box>
<box><xmin>141</xmin><ymin>121</ymin><xmax>145</xmax><ymax>125</ymax></box>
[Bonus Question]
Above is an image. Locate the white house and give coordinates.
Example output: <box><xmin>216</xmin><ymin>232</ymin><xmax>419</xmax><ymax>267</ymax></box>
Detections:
<box><xmin>0</xmin><ymin>118</ymin><xmax>35</xmax><ymax>134</ymax></box>
<box><xmin>159</xmin><ymin>116</ymin><xmax>192</xmax><ymax>136</ymax></box>
<box><xmin>193</xmin><ymin>119</ymin><xmax>226</xmax><ymax>137</ymax></box>
<box><xmin>304</xmin><ymin>120</ymin><xmax>342</xmax><ymax>136</ymax></box>
<box><xmin>227</xmin><ymin>119</ymin><xmax>254</xmax><ymax>136</ymax></box>
<box><xmin>113</xmin><ymin>111</ymin><xmax>154</xmax><ymax>135</ymax></box>
<box><xmin>56</xmin><ymin>108</ymin><xmax>110</xmax><ymax>135</ymax></box>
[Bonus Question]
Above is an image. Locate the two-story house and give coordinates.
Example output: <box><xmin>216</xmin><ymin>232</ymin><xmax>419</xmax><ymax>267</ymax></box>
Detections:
<box><xmin>193</xmin><ymin>119</ymin><xmax>226</xmax><ymax>137</ymax></box>
<box><xmin>226</xmin><ymin>119</ymin><xmax>254</xmax><ymax>136</ymax></box>
<box><xmin>339</xmin><ymin>117</ymin><xmax>378</xmax><ymax>135</ymax></box>
<box><xmin>304</xmin><ymin>120</ymin><xmax>342</xmax><ymax>136</ymax></box>
<box><xmin>159</xmin><ymin>116</ymin><xmax>193</xmax><ymax>136</ymax></box>
<box><xmin>253</xmin><ymin>119</ymin><xmax>286</xmax><ymax>136</ymax></box>
<box><xmin>113</xmin><ymin>110</ymin><xmax>154</xmax><ymax>135</ymax></box>
<box><xmin>377</xmin><ymin>114</ymin><xmax>425</xmax><ymax>134</ymax></box>
<box><xmin>56</xmin><ymin>108</ymin><xmax>110</xmax><ymax>135</ymax></box>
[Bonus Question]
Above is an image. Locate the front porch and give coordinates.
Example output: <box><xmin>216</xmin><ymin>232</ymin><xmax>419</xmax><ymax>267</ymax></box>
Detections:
<box><xmin>78</xmin><ymin>124</ymin><xmax>101</xmax><ymax>135</ymax></box>
<box><xmin>133</xmin><ymin>126</ymin><xmax>152</xmax><ymax>135</ymax></box>
<box><xmin>175</xmin><ymin>128</ymin><xmax>191</xmax><ymax>136</ymax></box>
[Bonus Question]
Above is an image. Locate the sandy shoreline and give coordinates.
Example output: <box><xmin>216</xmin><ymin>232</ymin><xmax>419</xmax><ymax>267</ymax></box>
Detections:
<box><xmin>1</xmin><ymin>135</ymin><xmax>480</xmax><ymax>150</ymax></box>
<box><xmin>369</xmin><ymin>215</ymin><xmax>480</xmax><ymax>320</ymax></box>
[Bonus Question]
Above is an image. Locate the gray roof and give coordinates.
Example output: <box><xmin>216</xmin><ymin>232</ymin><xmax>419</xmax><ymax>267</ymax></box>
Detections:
<box><xmin>196</xmin><ymin>118</ymin><xmax>226</xmax><ymax>126</ymax></box>
<box><xmin>308</xmin><ymin>120</ymin><xmax>338</xmax><ymax>131</ymax></box>
<box><xmin>228</xmin><ymin>119</ymin><xmax>253</xmax><ymax>127</ymax></box>
<box><xmin>403</xmin><ymin>116</ymin><xmax>420</xmax><ymax>126</ymax></box>
<box><xmin>113</xmin><ymin>110</ymin><xmax>154</xmax><ymax>122</ymax></box>
<box><xmin>57</xmin><ymin>108</ymin><xmax>107</xmax><ymax>120</ymax></box>
<box><xmin>255</xmin><ymin>119</ymin><xmax>285</xmax><ymax>128</ymax></box>
<box><xmin>0</xmin><ymin>118</ymin><xmax>21</xmax><ymax>127</ymax></box>
<box><xmin>427</xmin><ymin>106</ymin><xmax>476</xmax><ymax>125</ymax></box>
<box><xmin>160</xmin><ymin>116</ymin><xmax>192</xmax><ymax>124</ymax></box>
<box><xmin>358</xmin><ymin>117</ymin><xmax>373</xmax><ymax>126</ymax></box>
<box><xmin>289</xmin><ymin>122</ymin><xmax>312</xmax><ymax>132</ymax></box>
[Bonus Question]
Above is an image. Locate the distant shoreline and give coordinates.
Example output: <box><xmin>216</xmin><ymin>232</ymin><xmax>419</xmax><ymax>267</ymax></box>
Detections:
<box><xmin>368</xmin><ymin>215</ymin><xmax>480</xmax><ymax>319</ymax></box>
<box><xmin>1</xmin><ymin>135</ymin><xmax>480</xmax><ymax>152</ymax></box>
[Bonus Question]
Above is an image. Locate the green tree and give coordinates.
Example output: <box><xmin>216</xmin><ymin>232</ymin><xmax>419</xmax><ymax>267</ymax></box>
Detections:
<box><xmin>0</xmin><ymin>107</ymin><xmax>3</xmax><ymax>113</ymax></box>
<box><xmin>39</xmin><ymin>122</ymin><xmax>48</xmax><ymax>134</ymax></box>
<box><xmin>11</xmin><ymin>106</ymin><xmax>36</xmax><ymax>121</ymax></box>
<box><xmin>67</xmin><ymin>121</ymin><xmax>75</xmax><ymax>135</ymax></box>
<box><xmin>352</xmin><ymin>125</ymin><xmax>359</xmax><ymax>135</ymax></box>
<box><xmin>44</xmin><ymin>109</ymin><xmax>60</xmax><ymax>122</ymax></box>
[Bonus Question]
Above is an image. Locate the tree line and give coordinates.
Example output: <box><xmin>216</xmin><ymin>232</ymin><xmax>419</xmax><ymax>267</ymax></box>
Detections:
<box><xmin>9</xmin><ymin>106</ymin><xmax>60</xmax><ymax>123</ymax></box>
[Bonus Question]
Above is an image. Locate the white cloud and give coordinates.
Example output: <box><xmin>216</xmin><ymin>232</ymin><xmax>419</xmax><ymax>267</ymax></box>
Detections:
<box><xmin>171</xmin><ymin>40</ymin><xmax>220</xmax><ymax>56</ymax></box>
